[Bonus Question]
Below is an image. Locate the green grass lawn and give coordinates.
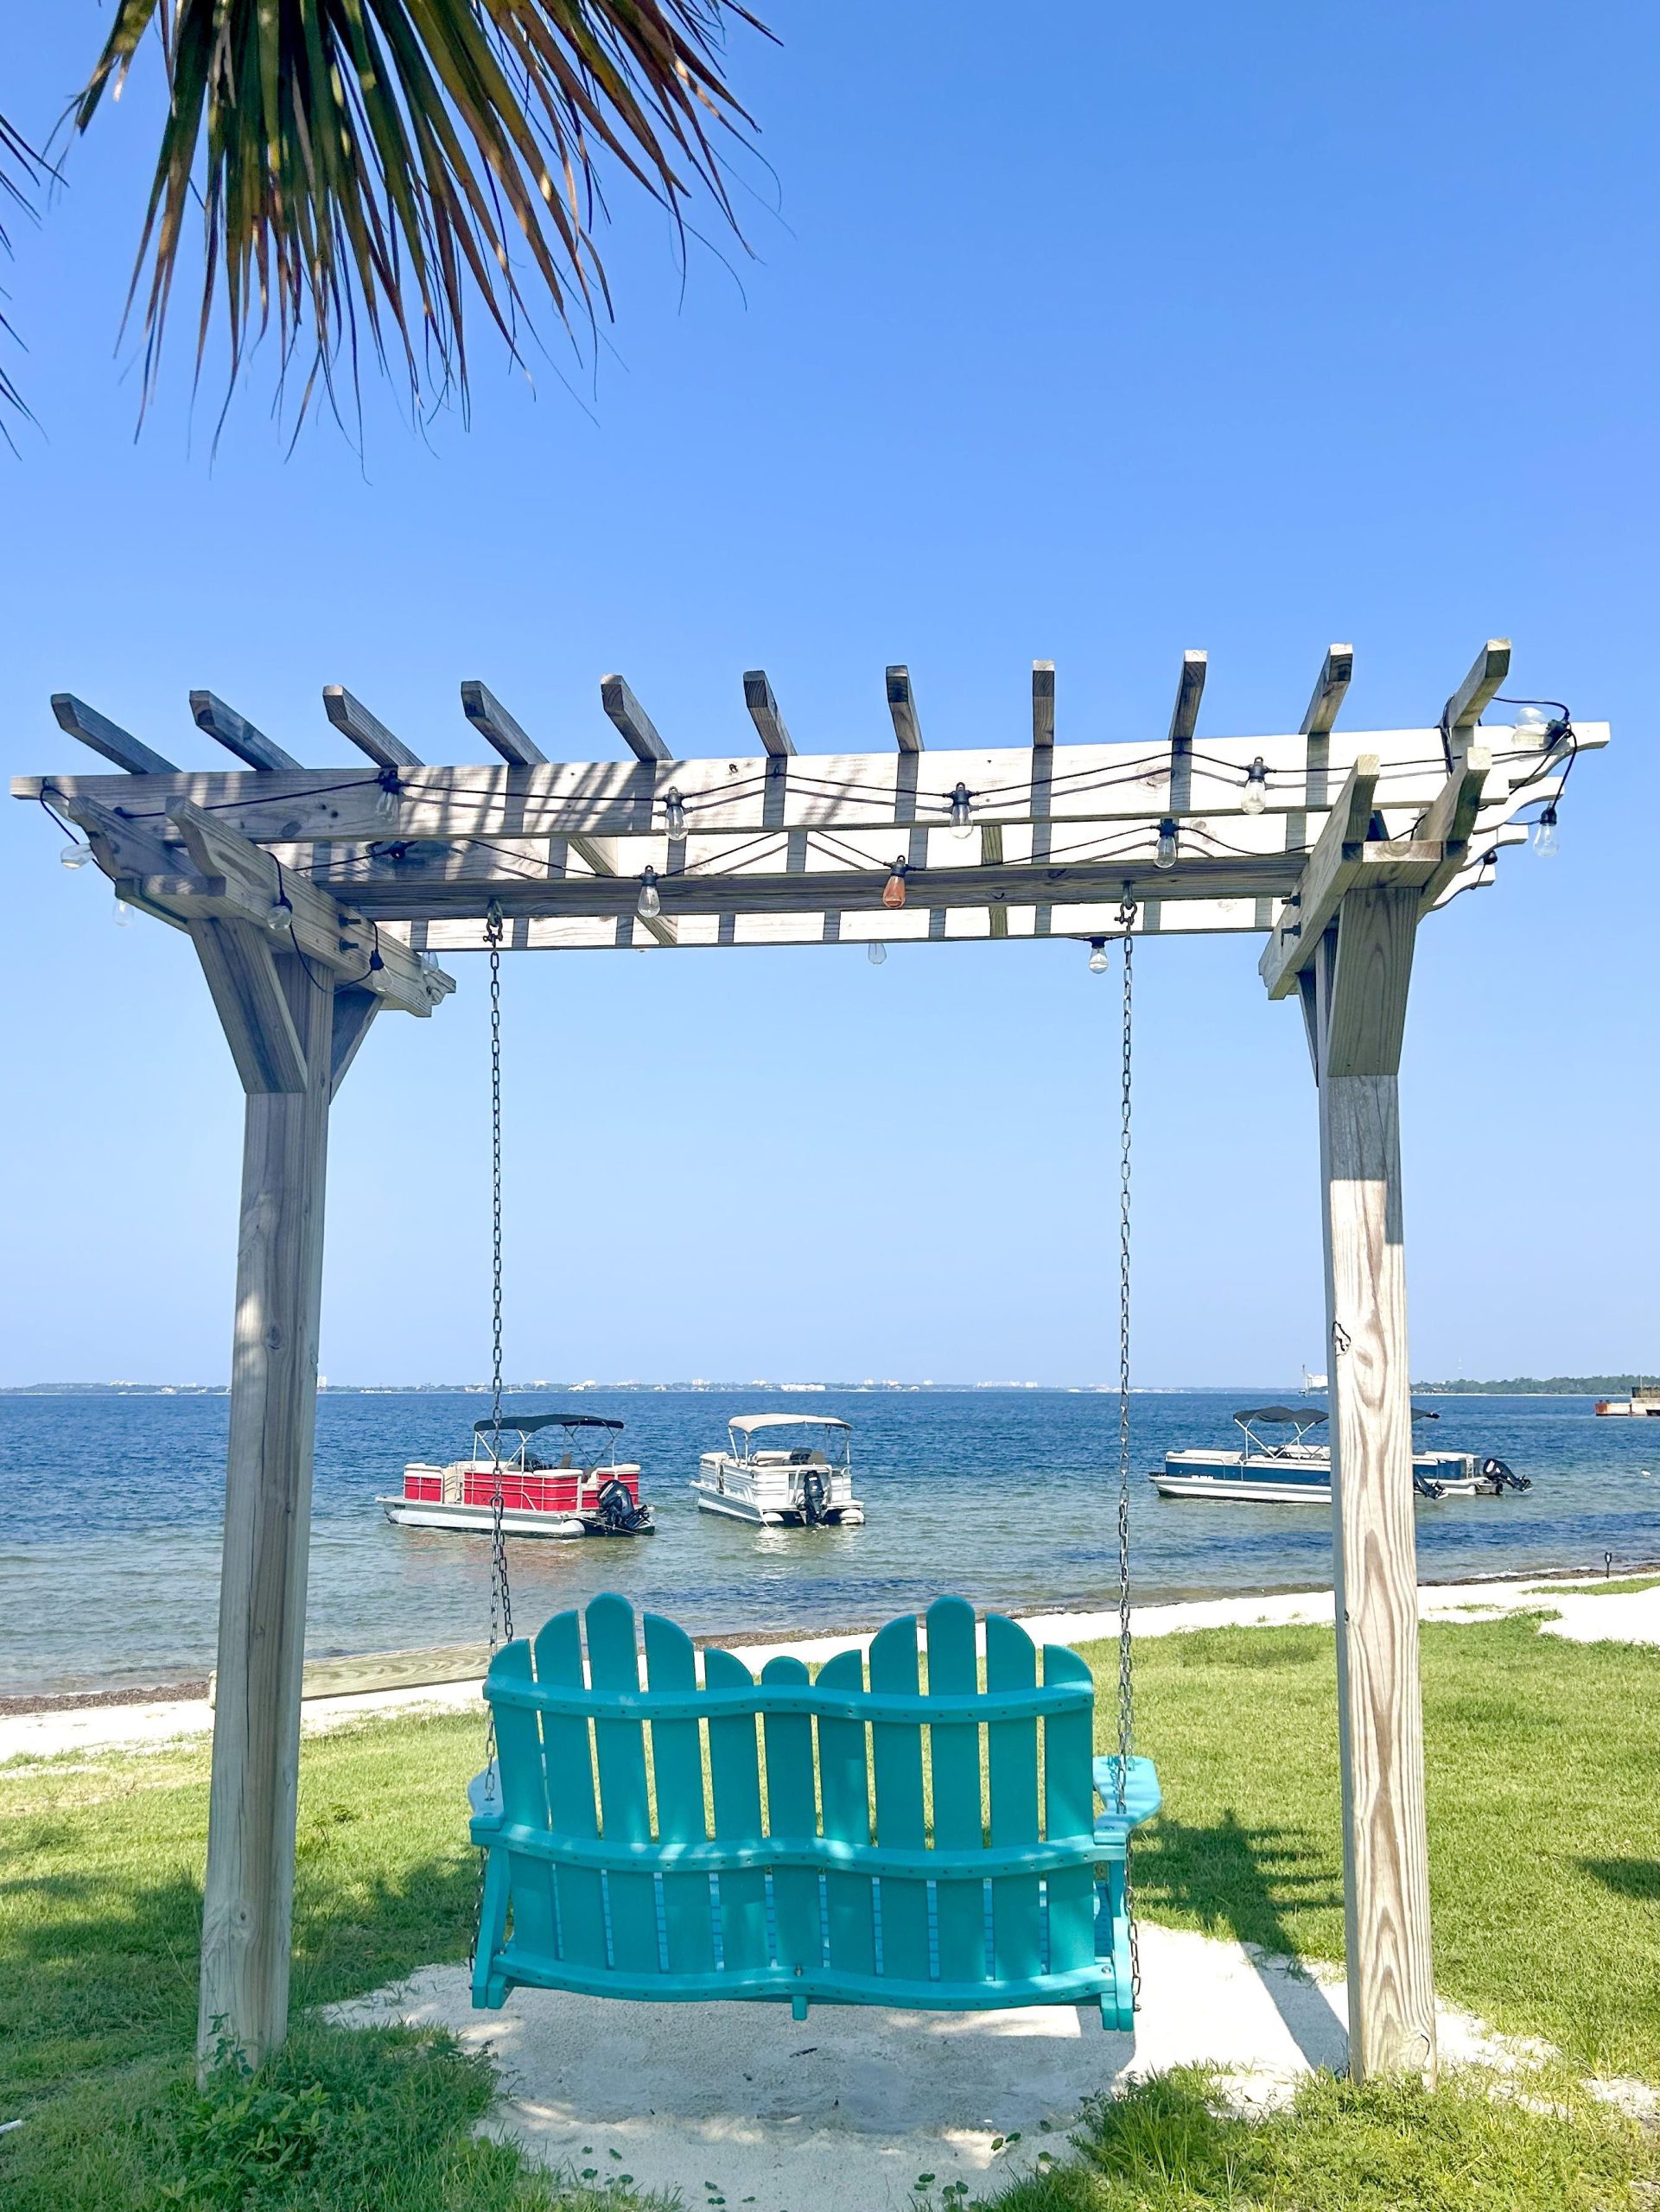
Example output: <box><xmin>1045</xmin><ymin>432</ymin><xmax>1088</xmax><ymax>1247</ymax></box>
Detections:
<box><xmin>3</xmin><ymin>1611</ymin><xmax>1657</xmax><ymax>2209</ymax></box>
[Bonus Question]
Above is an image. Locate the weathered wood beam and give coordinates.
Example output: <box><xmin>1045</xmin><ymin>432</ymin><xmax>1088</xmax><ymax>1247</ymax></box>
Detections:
<box><xmin>189</xmin><ymin>919</ymin><xmax>310</xmax><ymax>1093</ymax></box>
<box><xmin>198</xmin><ymin>950</ymin><xmax>334</xmax><ymax>2075</ymax></box>
<box><xmin>743</xmin><ymin>670</ymin><xmax>795</xmax><ymax>757</ymax></box>
<box><xmin>346</xmin><ymin>849</ymin><xmax>1310</xmax><ymax>924</ymax></box>
<box><xmin>192</xmin><ymin>691</ymin><xmax>303</xmax><ymax>772</ymax></box>
<box><xmin>1309</xmin><ymin>906</ymin><xmax>1437</xmax><ymax>2084</ymax></box>
<box><xmin>1032</xmin><ymin>662</ymin><xmax>1055</xmax><ymax>748</ymax></box>
<box><xmin>600</xmin><ymin>675</ymin><xmax>670</xmax><ymax>763</ymax></box>
<box><xmin>162</xmin><ymin>799</ymin><xmax>452</xmax><ymax>1015</ymax></box>
<box><xmin>1440</xmin><ymin>639</ymin><xmax>1511</xmax><ymax>753</ymax></box>
<box><xmin>322</xmin><ymin>686</ymin><xmax>423</xmax><ymax>769</ymax></box>
<box><xmin>52</xmin><ymin>694</ymin><xmax>178</xmax><ymax>774</ymax></box>
<box><xmin>461</xmin><ymin>681</ymin><xmax>547</xmax><ymax>766</ymax></box>
<box><xmin>1301</xmin><ymin>645</ymin><xmax>1353</xmax><ymax>737</ymax></box>
<box><xmin>886</xmin><ymin>666</ymin><xmax>923</xmax><ymax>753</ymax></box>
<box><xmin>1415</xmin><ymin>747</ymin><xmax>1491</xmax><ymax>903</ymax></box>
<box><xmin>16</xmin><ymin>734</ymin><xmax>1512</xmax><ymax>846</ymax></box>
<box><xmin>53</xmin><ymin>791</ymin><xmax>192</xmax><ymax>930</ymax></box>
<box><xmin>1259</xmin><ymin>757</ymin><xmax>1381</xmax><ymax>1000</ymax></box>
<box><xmin>1167</xmin><ymin>650</ymin><xmax>1206</xmax><ymax>813</ymax></box>
<box><xmin>328</xmin><ymin>987</ymin><xmax>381</xmax><ymax>1098</ymax></box>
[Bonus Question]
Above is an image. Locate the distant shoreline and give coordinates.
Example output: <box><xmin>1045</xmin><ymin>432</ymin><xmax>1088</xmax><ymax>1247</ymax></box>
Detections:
<box><xmin>0</xmin><ymin>1379</ymin><xmax>1630</xmax><ymax>1398</ymax></box>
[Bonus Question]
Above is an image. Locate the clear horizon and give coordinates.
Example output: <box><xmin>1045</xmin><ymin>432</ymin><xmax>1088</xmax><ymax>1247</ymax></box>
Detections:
<box><xmin>2</xmin><ymin>2</ymin><xmax>1655</xmax><ymax>1390</ymax></box>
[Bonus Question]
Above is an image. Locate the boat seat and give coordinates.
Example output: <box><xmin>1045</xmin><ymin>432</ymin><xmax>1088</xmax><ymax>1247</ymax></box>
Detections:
<box><xmin>470</xmin><ymin>1593</ymin><xmax>1159</xmax><ymax>2028</ymax></box>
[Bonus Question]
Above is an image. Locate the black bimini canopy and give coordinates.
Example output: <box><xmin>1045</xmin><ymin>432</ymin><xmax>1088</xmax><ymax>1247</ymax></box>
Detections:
<box><xmin>1235</xmin><ymin>1405</ymin><xmax>1327</xmax><ymax>1426</ymax></box>
<box><xmin>474</xmin><ymin>1412</ymin><xmax>625</xmax><ymax>1434</ymax></box>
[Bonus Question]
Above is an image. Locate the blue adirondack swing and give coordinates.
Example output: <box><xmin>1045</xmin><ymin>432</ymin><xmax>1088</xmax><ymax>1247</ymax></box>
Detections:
<box><xmin>470</xmin><ymin>1592</ymin><xmax>1160</xmax><ymax>2028</ymax></box>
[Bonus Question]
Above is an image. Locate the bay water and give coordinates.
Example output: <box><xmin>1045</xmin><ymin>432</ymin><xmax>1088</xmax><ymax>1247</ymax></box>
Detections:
<box><xmin>3</xmin><ymin>1389</ymin><xmax>1656</xmax><ymax>1698</ymax></box>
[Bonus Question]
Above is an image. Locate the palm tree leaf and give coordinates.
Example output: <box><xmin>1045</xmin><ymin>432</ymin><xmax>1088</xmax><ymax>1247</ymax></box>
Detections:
<box><xmin>72</xmin><ymin>0</ymin><xmax>770</xmax><ymax>429</ymax></box>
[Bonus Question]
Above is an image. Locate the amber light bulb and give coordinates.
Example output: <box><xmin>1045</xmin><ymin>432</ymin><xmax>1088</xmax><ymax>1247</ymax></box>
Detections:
<box><xmin>882</xmin><ymin>860</ymin><xmax>908</xmax><ymax>911</ymax></box>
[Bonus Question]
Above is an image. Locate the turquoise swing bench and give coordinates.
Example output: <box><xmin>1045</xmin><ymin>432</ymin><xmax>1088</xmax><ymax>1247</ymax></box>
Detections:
<box><xmin>470</xmin><ymin>1592</ymin><xmax>1159</xmax><ymax>2029</ymax></box>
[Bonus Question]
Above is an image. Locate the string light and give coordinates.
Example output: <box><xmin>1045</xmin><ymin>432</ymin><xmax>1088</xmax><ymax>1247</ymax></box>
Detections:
<box><xmin>1089</xmin><ymin>938</ymin><xmax>1110</xmax><ymax>975</ymax></box>
<box><xmin>947</xmin><ymin>783</ymin><xmax>975</xmax><ymax>840</ymax></box>
<box><xmin>663</xmin><ymin>788</ymin><xmax>687</xmax><ymax>839</ymax></box>
<box><xmin>636</xmin><ymin>866</ymin><xmax>662</xmax><ymax>920</ymax></box>
<box><xmin>1533</xmin><ymin>804</ymin><xmax>1560</xmax><ymax>859</ymax></box>
<box><xmin>882</xmin><ymin>858</ymin><xmax>908</xmax><ymax>910</ymax></box>
<box><xmin>1241</xmin><ymin>758</ymin><xmax>1268</xmax><ymax>815</ymax></box>
<box><xmin>1154</xmin><ymin>818</ymin><xmax>1179</xmax><ymax>871</ymax></box>
<box><xmin>264</xmin><ymin>896</ymin><xmax>295</xmax><ymax>934</ymax></box>
<box><xmin>112</xmin><ymin>897</ymin><xmax>133</xmax><ymax>927</ymax></box>
<box><xmin>376</xmin><ymin>769</ymin><xmax>400</xmax><ymax>821</ymax></box>
<box><xmin>868</xmin><ymin>941</ymin><xmax>887</xmax><ymax>967</ymax></box>
<box><xmin>60</xmin><ymin>842</ymin><xmax>94</xmax><ymax>869</ymax></box>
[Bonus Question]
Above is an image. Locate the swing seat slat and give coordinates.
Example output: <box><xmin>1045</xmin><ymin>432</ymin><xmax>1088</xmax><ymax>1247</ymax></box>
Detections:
<box><xmin>470</xmin><ymin>1593</ymin><xmax>1159</xmax><ymax>2027</ymax></box>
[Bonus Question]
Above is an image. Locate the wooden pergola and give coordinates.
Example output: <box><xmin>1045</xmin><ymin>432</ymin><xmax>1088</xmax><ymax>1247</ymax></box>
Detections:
<box><xmin>15</xmin><ymin>641</ymin><xmax>1601</xmax><ymax>2089</ymax></box>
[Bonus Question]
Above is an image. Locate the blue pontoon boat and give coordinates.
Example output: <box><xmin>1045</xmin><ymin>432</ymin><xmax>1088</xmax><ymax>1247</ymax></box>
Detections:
<box><xmin>1150</xmin><ymin>1404</ymin><xmax>1529</xmax><ymax>1505</ymax></box>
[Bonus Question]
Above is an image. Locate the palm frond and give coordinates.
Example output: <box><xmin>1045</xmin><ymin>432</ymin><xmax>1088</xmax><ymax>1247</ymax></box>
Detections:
<box><xmin>0</xmin><ymin>115</ymin><xmax>54</xmax><ymax>445</ymax></box>
<box><xmin>73</xmin><ymin>0</ymin><xmax>770</xmax><ymax>430</ymax></box>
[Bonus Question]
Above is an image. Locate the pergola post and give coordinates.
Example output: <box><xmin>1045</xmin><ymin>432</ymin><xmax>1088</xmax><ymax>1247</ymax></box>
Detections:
<box><xmin>1303</xmin><ymin>893</ymin><xmax>1437</xmax><ymax>2083</ymax></box>
<box><xmin>198</xmin><ymin>937</ymin><xmax>337</xmax><ymax>2075</ymax></box>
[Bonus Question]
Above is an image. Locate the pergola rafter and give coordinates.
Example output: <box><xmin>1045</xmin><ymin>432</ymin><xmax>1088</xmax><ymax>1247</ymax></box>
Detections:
<box><xmin>13</xmin><ymin>639</ymin><xmax>1604</xmax><ymax>2094</ymax></box>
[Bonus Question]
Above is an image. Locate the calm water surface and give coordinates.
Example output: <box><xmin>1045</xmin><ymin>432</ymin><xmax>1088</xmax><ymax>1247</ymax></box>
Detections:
<box><xmin>3</xmin><ymin>1389</ymin><xmax>1657</xmax><ymax>1695</ymax></box>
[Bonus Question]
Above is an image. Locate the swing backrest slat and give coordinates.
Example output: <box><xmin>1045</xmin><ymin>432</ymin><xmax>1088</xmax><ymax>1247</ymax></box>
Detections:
<box><xmin>473</xmin><ymin>1594</ymin><xmax>1158</xmax><ymax>2027</ymax></box>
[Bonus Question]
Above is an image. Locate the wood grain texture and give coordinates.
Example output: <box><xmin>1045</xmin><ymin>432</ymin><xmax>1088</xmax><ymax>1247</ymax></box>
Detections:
<box><xmin>886</xmin><ymin>666</ymin><xmax>923</xmax><ymax>752</ymax></box>
<box><xmin>198</xmin><ymin>952</ymin><xmax>335</xmax><ymax>2075</ymax></box>
<box><xmin>52</xmin><ymin>694</ymin><xmax>179</xmax><ymax>774</ymax></box>
<box><xmin>1313</xmin><ymin>902</ymin><xmax>1437</xmax><ymax>2086</ymax></box>
<box><xmin>189</xmin><ymin>920</ymin><xmax>309</xmax><ymax>1094</ymax></box>
<box><xmin>742</xmin><ymin>670</ymin><xmax>795</xmax><ymax>757</ymax></box>
<box><xmin>461</xmin><ymin>682</ymin><xmax>547</xmax><ymax>766</ymax></box>
<box><xmin>1031</xmin><ymin>662</ymin><xmax>1055</xmax><ymax>748</ymax></box>
<box><xmin>20</xmin><ymin>725</ymin><xmax>1606</xmax><ymax>849</ymax></box>
<box><xmin>191</xmin><ymin>692</ymin><xmax>302</xmax><ymax>772</ymax></box>
<box><xmin>1440</xmin><ymin>639</ymin><xmax>1511</xmax><ymax>738</ymax></box>
<box><xmin>601</xmin><ymin>676</ymin><xmax>670</xmax><ymax>762</ymax></box>
<box><xmin>1301</xmin><ymin>646</ymin><xmax>1352</xmax><ymax>737</ymax></box>
<box><xmin>322</xmin><ymin>687</ymin><xmax>422</xmax><ymax>768</ymax></box>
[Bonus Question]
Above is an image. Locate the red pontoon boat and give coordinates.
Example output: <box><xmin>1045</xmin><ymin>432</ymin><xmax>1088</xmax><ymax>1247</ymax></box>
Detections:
<box><xmin>381</xmin><ymin>1413</ymin><xmax>654</xmax><ymax>1540</ymax></box>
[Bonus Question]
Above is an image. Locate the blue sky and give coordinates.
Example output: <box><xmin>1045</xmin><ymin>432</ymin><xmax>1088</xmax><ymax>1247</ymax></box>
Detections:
<box><xmin>1</xmin><ymin>1</ymin><xmax>1655</xmax><ymax>1388</ymax></box>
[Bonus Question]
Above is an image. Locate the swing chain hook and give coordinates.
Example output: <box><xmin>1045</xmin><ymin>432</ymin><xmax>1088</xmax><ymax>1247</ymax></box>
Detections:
<box><xmin>1116</xmin><ymin>915</ymin><xmax>1141</xmax><ymax>2005</ymax></box>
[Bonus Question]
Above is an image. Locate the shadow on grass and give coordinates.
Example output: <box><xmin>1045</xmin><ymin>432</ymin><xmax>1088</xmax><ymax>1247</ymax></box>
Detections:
<box><xmin>1135</xmin><ymin>1809</ymin><xmax>1348</xmax><ymax>2071</ymax></box>
<box><xmin>1</xmin><ymin>1849</ymin><xmax>480</xmax><ymax>2105</ymax></box>
<box><xmin>1576</xmin><ymin>1857</ymin><xmax>1660</xmax><ymax>1903</ymax></box>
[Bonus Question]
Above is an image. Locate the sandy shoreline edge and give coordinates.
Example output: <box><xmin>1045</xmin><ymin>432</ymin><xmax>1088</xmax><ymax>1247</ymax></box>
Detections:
<box><xmin>5</xmin><ymin>1567</ymin><xmax>1657</xmax><ymax>1765</ymax></box>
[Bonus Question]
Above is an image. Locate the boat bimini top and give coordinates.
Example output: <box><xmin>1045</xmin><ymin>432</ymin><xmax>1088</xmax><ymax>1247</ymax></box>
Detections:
<box><xmin>473</xmin><ymin>1412</ymin><xmax>626</xmax><ymax>1474</ymax></box>
<box><xmin>727</xmin><ymin>1413</ymin><xmax>851</xmax><ymax>1465</ymax></box>
<box><xmin>1233</xmin><ymin>1403</ymin><xmax>1443</xmax><ymax>1457</ymax></box>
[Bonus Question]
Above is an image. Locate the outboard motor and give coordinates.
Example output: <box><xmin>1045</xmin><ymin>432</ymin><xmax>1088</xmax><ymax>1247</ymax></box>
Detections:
<box><xmin>799</xmin><ymin>1467</ymin><xmax>830</xmax><ymax>1526</ymax></box>
<box><xmin>1481</xmin><ymin>1455</ymin><xmax>1530</xmax><ymax>1493</ymax></box>
<box><xmin>1413</xmin><ymin>1471</ymin><xmax>1447</xmax><ymax>1500</ymax></box>
<box><xmin>595</xmin><ymin>1478</ymin><xmax>654</xmax><ymax>1535</ymax></box>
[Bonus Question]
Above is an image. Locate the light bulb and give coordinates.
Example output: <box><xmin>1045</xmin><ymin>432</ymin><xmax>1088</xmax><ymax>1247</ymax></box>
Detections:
<box><xmin>1241</xmin><ymin>758</ymin><xmax>1268</xmax><ymax>815</ymax></box>
<box><xmin>664</xmin><ymin>787</ymin><xmax>687</xmax><ymax>839</ymax></box>
<box><xmin>1088</xmin><ymin>939</ymin><xmax>1110</xmax><ymax>975</ymax></box>
<box><xmin>636</xmin><ymin>867</ymin><xmax>662</xmax><ymax>920</ymax></box>
<box><xmin>947</xmin><ymin>782</ymin><xmax>975</xmax><ymax>840</ymax></box>
<box><xmin>60</xmin><ymin>841</ymin><xmax>93</xmax><ymax>869</ymax></box>
<box><xmin>1512</xmin><ymin>704</ymin><xmax>1552</xmax><ymax>743</ymax></box>
<box><xmin>881</xmin><ymin>860</ymin><xmax>907</xmax><ymax>911</ymax></box>
<box><xmin>868</xmin><ymin>941</ymin><xmax>887</xmax><ymax>967</ymax></box>
<box><xmin>376</xmin><ymin>773</ymin><xmax>399</xmax><ymax>821</ymax></box>
<box><xmin>1154</xmin><ymin>818</ymin><xmax>1179</xmax><ymax>871</ymax></box>
<box><xmin>112</xmin><ymin>896</ymin><xmax>133</xmax><ymax>927</ymax></box>
<box><xmin>264</xmin><ymin>897</ymin><xmax>294</xmax><ymax>934</ymax></box>
<box><xmin>1532</xmin><ymin>804</ymin><xmax>1559</xmax><ymax>859</ymax></box>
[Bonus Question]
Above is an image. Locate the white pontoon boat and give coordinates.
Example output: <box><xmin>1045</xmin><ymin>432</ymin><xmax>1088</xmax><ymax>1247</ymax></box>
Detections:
<box><xmin>1150</xmin><ymin>1404</ymin><xmax>1530</xmax><ymax>1505</ymax></box>
<box><xmin>690</xmin><ymin>1414</ymin><xmax>866</xmax><ymax>1527</ymax></box>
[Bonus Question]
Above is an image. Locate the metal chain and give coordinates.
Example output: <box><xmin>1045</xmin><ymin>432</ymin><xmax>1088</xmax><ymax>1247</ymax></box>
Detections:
<box><xmin>1115</xmin><ymin>894</ymin><xmax>1141</xmax><ymax>2005</ymax></box>
<box><xmin>472</xmin><ymin>903</ymin><xmax>510</xmax><ymax>1970</ymax></box>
